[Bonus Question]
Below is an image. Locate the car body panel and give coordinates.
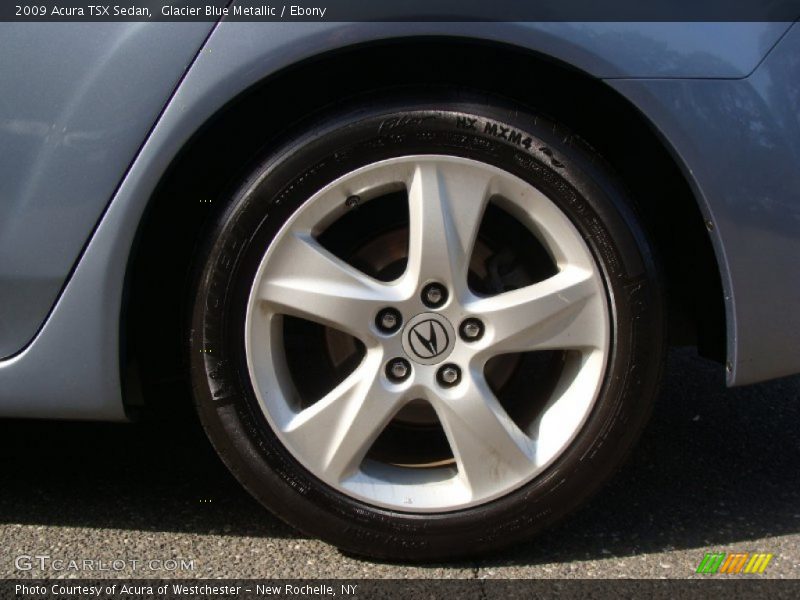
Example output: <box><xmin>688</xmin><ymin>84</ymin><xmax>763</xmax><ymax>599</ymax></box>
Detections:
<box><xmin>609</xmin><ymin>26</ymin><xmax>800</xmax><ymax>385</ymax></box>
<box><xmin>0</xmin><ymin>22</ymin><xmax>216</xmax><ymax>359</ymax></box>
<box><xmin>0</xmin><ymin>20</ymin><xmax>797</xmax><ymax>418</ymax></box>
<box><xmin>0</xmin><ymin>22</ymin><xmax>792</xmax><ymax>361</ymax></box>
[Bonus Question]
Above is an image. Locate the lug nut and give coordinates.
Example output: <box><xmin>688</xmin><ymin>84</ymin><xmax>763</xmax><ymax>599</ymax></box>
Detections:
<box><xmin>381</xmin><ymin>313</ymin><xmax>398</xmax><ymax>330</ymax></box>
<box><xmin>421</xmin><ymin>282</ymin><xmax>448</xmax><ymax>308</ymax></box>
<box><xmin>376</xmin><ymin>308</ymin><xmax>402</xmax><ymax>334</ymax></box>
<box><xmin>437</xmin><ymin>364</ymin><xmax>461</xmax><ymax>387</ymax></box>
<box><xmin>459</xmin><ymin>318</ymin><xmax>485</xmax><ymax>342</ymax></box>
<box><xmin>386</xmin><ymin>358</ymin><xmax>412</xmax><ymax>383</ymax></box>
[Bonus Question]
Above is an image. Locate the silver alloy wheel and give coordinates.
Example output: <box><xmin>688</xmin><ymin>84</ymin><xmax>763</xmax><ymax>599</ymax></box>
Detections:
<box><xmin>245</xmin><ymin>155</ymin><xmax>610</xmax><ymax>512</ymax></box>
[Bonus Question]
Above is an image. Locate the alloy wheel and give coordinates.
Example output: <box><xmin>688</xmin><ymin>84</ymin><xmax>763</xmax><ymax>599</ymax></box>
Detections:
<box><xmin>244</xmin><ymin>155</ymin><xmax>610</xmax><ymax>512</ymax></box>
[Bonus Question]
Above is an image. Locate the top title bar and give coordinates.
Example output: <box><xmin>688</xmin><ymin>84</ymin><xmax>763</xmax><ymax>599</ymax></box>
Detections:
<box><xmin>4</xmin><ymin>0</ymin><xmax>800</xmax><ymax>22</ymax></box>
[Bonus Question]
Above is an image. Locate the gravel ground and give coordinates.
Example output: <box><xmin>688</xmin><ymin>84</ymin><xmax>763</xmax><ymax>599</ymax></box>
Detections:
<box><xmin>1</xmin><ymin>348</ymin><xmax>799</xmax><ymax>580</ymax></box>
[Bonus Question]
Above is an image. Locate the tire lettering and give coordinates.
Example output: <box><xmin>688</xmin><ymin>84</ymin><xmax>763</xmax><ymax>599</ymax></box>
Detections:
<box><xmin>481</xmin><ymin>120</ymin><xmax>533</xmax><ymax>152</ymax></box>
<box><xmin>455</xmin><ymin>116</ymin><xmax>477</xmax><ymax>130</ymax></box>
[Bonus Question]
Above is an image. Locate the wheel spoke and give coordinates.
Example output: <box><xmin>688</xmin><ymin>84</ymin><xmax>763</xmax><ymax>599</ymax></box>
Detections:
<box><xmin>405</xmin><ymin>161</ymin><xmax>491</xmax><ymax>296</ymax></box>
<box><xmin>282</xmin><ymin>352</ymin><xmax>404</xmax><ymax>482</ymax></box>
<box><xmin>257</xmin><ymin>231</ymin><xmax>394</xmax><ymax>339</ymax></box>
<box><xmin>430</xmin><ymin>375</ymin><xmax>535</xmax><ymax>499</ymax></box>
<box><xmin>533</xmin><ymin>350</ymin><xmax>606</xmax><ymax>462</ymax></box>
<box><xmin>470</xmin><ymin>266</ymin><xmax>602</xmax><ymax>356</ymax></box>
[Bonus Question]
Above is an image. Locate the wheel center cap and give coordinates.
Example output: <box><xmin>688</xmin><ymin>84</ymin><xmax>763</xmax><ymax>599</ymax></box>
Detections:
<box><xmin>402</xmin><ymin>313</ymin><xmax>456</xmax><ymax>365</ymax></box>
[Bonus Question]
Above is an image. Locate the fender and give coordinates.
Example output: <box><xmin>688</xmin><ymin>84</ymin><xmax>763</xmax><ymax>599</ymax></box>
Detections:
<box><xmin>0</xmin><ymin>20</ymin><xmax>793</xmax><ymax>418</ymax></box>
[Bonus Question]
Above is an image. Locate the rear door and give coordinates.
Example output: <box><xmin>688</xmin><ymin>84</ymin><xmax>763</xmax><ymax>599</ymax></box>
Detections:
<box><xmin>0</xmin><ymin>22</ymin><xmax>215</xmax><ymax>358</ymax></box>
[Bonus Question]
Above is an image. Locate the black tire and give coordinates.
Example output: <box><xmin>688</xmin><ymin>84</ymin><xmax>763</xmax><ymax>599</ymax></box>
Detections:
<box><xmin>189</xmin><ymin>94</ymin><xmax>666</xmax><ymax>561</ymax></box>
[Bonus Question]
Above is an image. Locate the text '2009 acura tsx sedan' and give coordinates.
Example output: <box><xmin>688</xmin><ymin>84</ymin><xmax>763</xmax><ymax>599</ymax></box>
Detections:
<box><xmin>2</xmin><ymin>9</ymin><xmax>800</xmax><ymax>560</ymax></box>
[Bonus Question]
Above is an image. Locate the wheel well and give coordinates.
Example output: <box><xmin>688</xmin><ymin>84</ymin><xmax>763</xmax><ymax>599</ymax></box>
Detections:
<box><xmin>124</xmin><ymin>38</ymin><xmax>725</xmax><ymax>411</ymax></box>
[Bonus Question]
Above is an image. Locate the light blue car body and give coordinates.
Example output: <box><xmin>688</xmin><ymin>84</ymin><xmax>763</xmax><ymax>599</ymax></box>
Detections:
<box><xmin>1</xmin><ymin>19</ymin><xmax>799</xmax><ymax>420</ymax></box>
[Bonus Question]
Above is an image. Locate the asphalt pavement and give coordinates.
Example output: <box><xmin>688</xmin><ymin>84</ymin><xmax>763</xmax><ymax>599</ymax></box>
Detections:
<box><xmin>2</xmin><ymin>348</ymin><xmax>799</xmax><ymax>579</ymax></box>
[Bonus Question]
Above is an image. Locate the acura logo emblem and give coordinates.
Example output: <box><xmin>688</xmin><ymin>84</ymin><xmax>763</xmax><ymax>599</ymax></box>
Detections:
<box><xmin>402</xmin><ymin>313</ymin><xmax>456</xmax><ymax>365</ymax></box>
<box><xmin>408</xmin><ymin>319</ymin><xmax>449</xmax><ymax>360</ymax></box>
